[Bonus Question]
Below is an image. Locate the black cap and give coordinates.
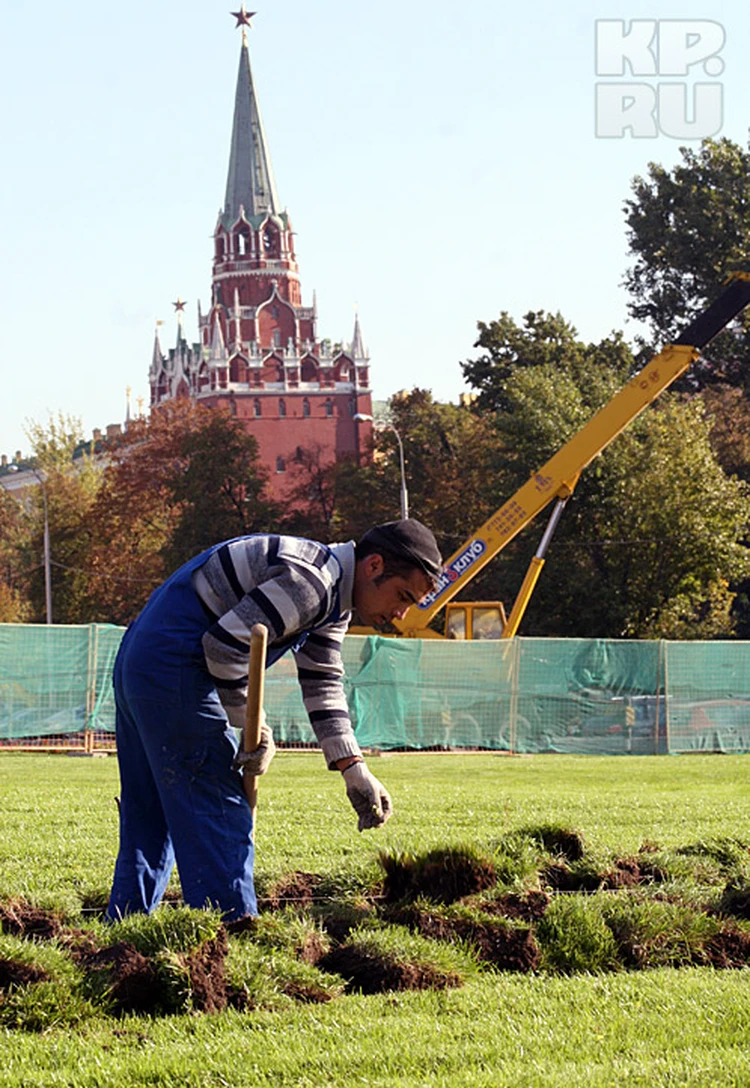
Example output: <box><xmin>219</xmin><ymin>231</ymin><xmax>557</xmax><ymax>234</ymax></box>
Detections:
<box><xmin>360</xmin><ymin>520</ymin><xmax>443</xmax><ymax>581</ymax></box>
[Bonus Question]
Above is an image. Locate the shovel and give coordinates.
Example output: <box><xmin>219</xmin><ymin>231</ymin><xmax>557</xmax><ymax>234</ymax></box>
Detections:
<box><xmin>242</xmin><ymin>622</ymin><xmax>268</xmax><ymax>836</ymax></box>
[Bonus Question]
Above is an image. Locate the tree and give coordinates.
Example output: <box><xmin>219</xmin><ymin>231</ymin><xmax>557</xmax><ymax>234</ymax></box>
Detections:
<box><xmin>331</xmin><ymin>390</ymin><xmax>509</xmax><ymax>595</ymax></box>
<box><xmin>280</xmin><ymin>444</ymin><xmax>341</xmax><ymax>541</ymax></box>
<box><xmin>459</xmin><ymin>306</ymin><xmax>750</xmax><ymax>637</ymax></box>
<box><xmin>10</xmin><ymin>414</ymin><xmax>100</xmax><ymax>625</ymax></box>
<box><xmin>84</xmin><ymin>400</ymin><xmax>279</xmax><ymax>624</ymax></box>
<box><xmin>161</xmin><ymin>408</ymin><xmax>280</xmax><ymax>571</ymax></box>
<box><xmin>0</xmin><ymin>487</ymin><xmax>28</xmax><ymax>622</ymax></box>
<box><xmin>701</xmin><ymin>384</ymin><xmax>750</xmax><ymax>483</ymax></box>
<box><xmin>490</xmin><ymin>367</ymin><xmax>750</xmax><ymax>638</ymax></box>
<box><xmin>624</xmin><ymin>137</ymin><xmax>750</xmax><ymax>388</ymax></box>
<box><xmin>460</xmin><ymin>310</ymin><xmax>635</xmax><ymax>414</ymax></box>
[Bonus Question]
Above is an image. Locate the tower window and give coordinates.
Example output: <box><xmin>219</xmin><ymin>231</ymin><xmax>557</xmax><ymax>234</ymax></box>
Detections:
<box><xmin>279</xmin><ymin>399</ymin><xmax>286</xmax><ymax>418</ymax></box>
<box><xmin>276</xmin><ymin>456</ymin><xmax>286</xmax><ymax>473</ymax></box>
<box><xmin>325</xmin><ymin>399</ymin><xmax>334</xmax><ymax>417</ymax></box>
<box><xmin>253</xmin><ymin>398</ymin><xmax>261</xmax><ymax>418</ymax></box>
<box><xmin>303</xmin><ymin>398</ymin><xmax>310</xmax><ymax>417</ymax></box>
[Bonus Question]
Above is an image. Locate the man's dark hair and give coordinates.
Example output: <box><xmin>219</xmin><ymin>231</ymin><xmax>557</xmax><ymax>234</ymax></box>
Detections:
<box><xmin>355</xmin><ymin>520</ymin><xmax>443</xmax><ymax>590</ymax></box>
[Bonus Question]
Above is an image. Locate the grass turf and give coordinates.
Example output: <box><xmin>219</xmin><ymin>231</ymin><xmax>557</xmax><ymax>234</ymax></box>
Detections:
<box><xmin>3</xmin><ymin>751</ymin><xmax>750</xmax><ymax>1084</ymax></box>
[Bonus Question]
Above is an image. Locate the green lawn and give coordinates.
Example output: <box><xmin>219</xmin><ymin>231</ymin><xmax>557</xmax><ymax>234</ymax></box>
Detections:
<box><xmin>2</xmin><ymin>751</ymin><xmax>750</xmax><ymax>1086</ymax></box>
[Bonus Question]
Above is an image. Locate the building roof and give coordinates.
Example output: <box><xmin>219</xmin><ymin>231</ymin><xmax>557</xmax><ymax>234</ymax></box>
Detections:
<box><xmin>223</xmin><ymin>35</ymin><xmax>280</xmax><ymax>226</ymax></box>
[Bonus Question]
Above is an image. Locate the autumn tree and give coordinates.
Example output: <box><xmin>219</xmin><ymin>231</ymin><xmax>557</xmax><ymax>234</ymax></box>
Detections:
<box><xmin>700</xmin><ymin>385</ymin><xmax>750</xmax><ymax>483</ymax></box>
<box><xmin>280</xmin><ymin>444</ymin><xmax>341</xmax><ymax>541</ymax></box>
<box><xmin>161</xmin><ymin>406</ymin><xmax>280</xmax><ymax>571</ymax></box>
<box><xmin>0</xmin><ymin>486</ymin><xmax>28</xmax><ymax>621</ymax></box>
<box><xmin>85</xmin><ymin>400</ymin><xmax>279</xmax><ymax>624</ymax></box>
<box><xmin>7</xmin><ymin>414</ymin><xmax>100</xmax><ymax>625</ymax></box>
<box><xmin>328</xmin><ymin>390</ymin><xmax>509</xmax><ymax>597</ymax></box>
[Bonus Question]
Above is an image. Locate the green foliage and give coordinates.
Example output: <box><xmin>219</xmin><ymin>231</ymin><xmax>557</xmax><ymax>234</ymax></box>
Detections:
<box><xmin>460</xmin><ymin>310</ymin><xmax>634</xmax><ymax>416</ymax></box>
<box><xmin>23</xmin><ymin>413</ymin><xmax>87</xmax><ymax>472</ymax></box>
<box><xmin>489</xmin><ymin>373</ymin><xmax>750</xmax><ymax>638</ymax></box>
<box><xmin>624</xmin><ymin>137</ymin><xmax>750</xmax><ymax>388</ymax></box>
<box><xmin>536</xmin><ymin>896</ymin><xmax>620</xmax><ymax>974</ymax></box>
<box><xmin>3</xmin><ymin>415</ymin><xmax>102</xmax><ymax>624</ymax></box>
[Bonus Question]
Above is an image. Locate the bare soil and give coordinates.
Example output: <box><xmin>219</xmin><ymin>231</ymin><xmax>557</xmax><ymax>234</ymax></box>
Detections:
<box><xmin>319</xmin><ymin>945</ymin><xmax>462</xmax><ymax>994</ymax></box>
<box><xmin>467</xmin><ymin>890</ymin><xmax>550</xmax><ymax>922</ymax></box>
<box><xmin>82</xmin><ymin>942</ymin><xmax>161</xmax><ymax>1013</ymax></box>
<box><xmin>403</xmin><ymin>906</ymin><xmax>540</xmax><ymax>972</ymax></box>
<box><xmin>0</xmin><ymin>898</ymin><xmax>66</xmax><ymax>940</ymax></box>
<box><xmin>0</xmin><ymin>958</ymin><xmax>49</xmax><ymax>989</ymax></box>
<box><xmin>261</xmin><ymin>871</ymin><xmax>324</xmax><ymax>910</ymax></box>
<box><xmin>382</xmin><ymin>849</ymin><xmax>497</xmax><ymax>905</ymax></box>
<box><xmin>704</xmin><ymin>926</ymin><xmax>750</xmax><ymax>968</ymax></box>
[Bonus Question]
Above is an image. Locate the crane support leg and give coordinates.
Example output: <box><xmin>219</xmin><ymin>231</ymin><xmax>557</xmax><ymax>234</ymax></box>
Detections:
<box><xmin>502</xmin><ymin>498</ymin><xmax>569</xmax><ymax>639</ymax></box>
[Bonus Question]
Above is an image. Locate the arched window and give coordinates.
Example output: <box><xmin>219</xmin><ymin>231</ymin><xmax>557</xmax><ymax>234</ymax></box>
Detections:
<box><xmin>303</xmin><ymin>398</ymin><xmax>310</xmax><ymax>417</ymax></box>
<box><xmin>276</xmin><ymin>456</ymin><xmax>286</xmax><ymax>473</ymax></box>
<box><xmin>253</xmin><ymin>398</ymin><xmax>261</xmax><ymax>418</ymax></box>
<box><xmin>279</xmin><ymin>399</ymin><xmax>286</xmax><ymax>418</ymax></box>
<box><xmin>325</xmin><ymin>398</ymin><xmax>334</xmax><ymax>418</ymax></box>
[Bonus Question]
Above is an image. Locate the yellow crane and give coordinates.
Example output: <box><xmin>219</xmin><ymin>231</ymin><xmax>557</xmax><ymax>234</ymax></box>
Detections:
<box><xmin>385</xmin><ymin>273</ymin><xmax>750</xmax><ymax>640</ymax></box>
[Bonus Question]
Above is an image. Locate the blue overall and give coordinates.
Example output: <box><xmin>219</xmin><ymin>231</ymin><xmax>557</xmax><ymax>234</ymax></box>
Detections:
<box><xmin>107</xmin><ymin>537</ymin><xmax>341</xmax><ymax>922</ymax></box>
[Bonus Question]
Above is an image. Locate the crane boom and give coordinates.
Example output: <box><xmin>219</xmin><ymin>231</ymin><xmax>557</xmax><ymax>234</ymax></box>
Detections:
<box><xmin>395</xmin><ymin>273</ymin><xmax>750</xmax><ymax>637</ymax></box>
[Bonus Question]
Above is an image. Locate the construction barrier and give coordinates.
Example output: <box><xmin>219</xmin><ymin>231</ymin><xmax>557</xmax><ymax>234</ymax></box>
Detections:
<box><xmin>2</xmin><ymin>624</ymin><xmax>750</xmax><ymax>754</ymax></box>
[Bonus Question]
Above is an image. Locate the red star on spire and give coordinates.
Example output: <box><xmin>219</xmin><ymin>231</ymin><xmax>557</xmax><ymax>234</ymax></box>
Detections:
<box><xmin>172</xmin><ymin>298</ymin><xmax>187</xmax><ymax>312</ymax></box>
<box><xmin>230</xmin><ymin>5</ymin><xmax>255</xmax><ymax>28</ymax></box>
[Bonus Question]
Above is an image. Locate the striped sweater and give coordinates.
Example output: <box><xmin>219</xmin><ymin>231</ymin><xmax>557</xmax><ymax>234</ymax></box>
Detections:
<box><xmin>190</xmin><ymin>534</ymin><xmax>361</xmax><ymax>767</ymax></box>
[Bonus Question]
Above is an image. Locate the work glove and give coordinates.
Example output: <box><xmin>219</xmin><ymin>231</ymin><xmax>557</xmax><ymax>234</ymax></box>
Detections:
<box><xmin>342</xmin><ymin>762</ymin><xmax>393</xmax><ymax>831</ymax></box>
<box><xmin>233</xmin><ymin>721</ymin><xmax>276</xmax><ymax>776</ymax></box>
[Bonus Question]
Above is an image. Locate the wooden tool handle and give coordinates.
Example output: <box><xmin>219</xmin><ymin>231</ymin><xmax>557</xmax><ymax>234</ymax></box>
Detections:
<box><xmin>243</xmin><ymin>623</ymin><xmax>268</xmax><ymax>820</ymax></box>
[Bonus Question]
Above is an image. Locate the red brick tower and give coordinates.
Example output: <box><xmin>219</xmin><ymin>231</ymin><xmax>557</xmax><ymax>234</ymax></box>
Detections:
<box><xmin>149</xmin><ymin>7</ymin><xmax>373</xmax><ymax>499</ymax></box>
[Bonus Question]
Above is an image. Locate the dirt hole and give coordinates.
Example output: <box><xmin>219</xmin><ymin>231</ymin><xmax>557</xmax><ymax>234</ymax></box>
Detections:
<box><xmin>0</xmin><ymin>958</ymin><xmax>50</xmax><ymax>989</ymax></box>
<box><xmin>319</xmin><ymin>946</ymin><xmax>462</xmax><ymax>994</ymax></box>
<box><xmin>0</xmin><ymin>899</ymin><xmax>66</xmax><ymax>941</ymax></box>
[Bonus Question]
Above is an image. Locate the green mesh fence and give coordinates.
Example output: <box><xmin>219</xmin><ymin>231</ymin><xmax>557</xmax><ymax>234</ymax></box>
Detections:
<box><xmin>1</xmin><ymin>623</ymin><xmax>750</xmax><ymax>754</ymax></box>
<box><xmin>0</xmin><ymin>623</ymin><xmax>122</xmax><ymax>741</ymax></box>
<box><xmin>664</xmin><ymin>641</ymin><xmax>750</xmax><ymax>754</ymax></box>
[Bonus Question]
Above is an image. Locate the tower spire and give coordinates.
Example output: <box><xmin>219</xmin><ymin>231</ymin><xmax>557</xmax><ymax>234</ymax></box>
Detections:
<box><xmin>224</xmin><ymin>12</ymin><xmax>280</xmax><ymax>223</ymax></box>
<box><xmin>351</xmin><ymin>309</ymin><xmax>367</xmax><ymax>359</ymax></box>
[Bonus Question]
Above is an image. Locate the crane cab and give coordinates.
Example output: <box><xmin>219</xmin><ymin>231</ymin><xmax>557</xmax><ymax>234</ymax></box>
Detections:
<box><xmin>444</xmin><ymin>601</ymin><xmax>507</xmax><ymax>640</ymax></box>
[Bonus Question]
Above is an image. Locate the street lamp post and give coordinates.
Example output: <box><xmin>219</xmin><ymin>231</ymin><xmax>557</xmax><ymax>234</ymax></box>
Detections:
<box><xmin>35</xmin><ymin>472</ymin><xmax>53</xmax><ymax>625</ymax></box>
<box><xmin>1</xmin><ymin>466</ymin><xmax>52</xmax><ymax>623</ymax></box>
<box><xmin>354</xmin><ymin>414</ymin><xmax>409</xmax><ymax>520</ymax></box>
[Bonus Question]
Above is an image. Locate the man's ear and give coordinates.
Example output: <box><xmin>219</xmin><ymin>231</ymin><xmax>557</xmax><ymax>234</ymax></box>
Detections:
<box><xmin>363</xmin><ymin>552</ymin><xmax>384</xmax><ymax>579</ymax></box>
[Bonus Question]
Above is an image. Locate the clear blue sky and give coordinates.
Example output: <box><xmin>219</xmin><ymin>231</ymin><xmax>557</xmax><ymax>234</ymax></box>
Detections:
<box><xmin>2</xmin><ymin>0</ymin><xmax>748</xmax><ymax>459</ymax></box>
